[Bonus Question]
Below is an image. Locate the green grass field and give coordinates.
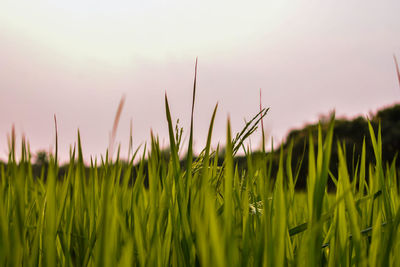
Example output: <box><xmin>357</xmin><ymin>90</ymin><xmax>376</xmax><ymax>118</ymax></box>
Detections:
<box><xmin>1</xmin><ymin>63</ymin><xmax>400</xmax><ymax>266</ymax></box>
<box><xmin>1</xmin><ymin>100</ymin><xmax>399</xmax><ymax>267</ymax></box>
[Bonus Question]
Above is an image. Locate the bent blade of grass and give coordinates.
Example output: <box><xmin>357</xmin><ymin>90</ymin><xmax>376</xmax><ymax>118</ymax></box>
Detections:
<box><xmin>232</xmin><ymin>108</ymin><xmax>269</xmax><ymax>155</ymax></box>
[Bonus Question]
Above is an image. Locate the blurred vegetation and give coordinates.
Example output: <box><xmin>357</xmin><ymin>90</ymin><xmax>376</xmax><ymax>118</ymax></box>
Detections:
<box><xmin>235</xmin><ymin>104</ymin><xmax>400</xmax><ymax>190</ymax></box>
<box><xmin>1</xmin><ymin>104</ymin><xmax>399</xmax><ymax>191</ymax></box>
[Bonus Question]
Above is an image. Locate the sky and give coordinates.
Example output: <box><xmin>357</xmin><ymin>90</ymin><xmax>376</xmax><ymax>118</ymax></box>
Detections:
<box><xmin>1</xmin><ymin>0</ymin><xmax>400</xmax><ymax>162</ymax></box>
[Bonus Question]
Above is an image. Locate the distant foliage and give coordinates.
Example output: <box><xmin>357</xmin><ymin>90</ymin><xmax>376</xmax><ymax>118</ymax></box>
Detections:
<box><xmin>242</xmin><ymin>104</ymin><xmax>400</xmax><ymax>190</ymax></box>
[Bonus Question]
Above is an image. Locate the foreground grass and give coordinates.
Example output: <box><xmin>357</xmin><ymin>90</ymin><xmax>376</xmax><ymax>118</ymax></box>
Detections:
<box><xmin>1</xmin><ymin>101</ymin><xmax>399</xmax><ymax>267</ymax></box>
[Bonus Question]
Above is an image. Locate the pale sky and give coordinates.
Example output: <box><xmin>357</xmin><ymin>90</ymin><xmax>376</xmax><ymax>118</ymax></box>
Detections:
<box><xmin>1</xmin><ymin>0</ymin><xmax>400</xmax><ymax>162</ymax></box>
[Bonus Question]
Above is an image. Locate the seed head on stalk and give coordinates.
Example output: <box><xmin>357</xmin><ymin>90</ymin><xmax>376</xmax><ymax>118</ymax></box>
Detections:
<box><xmin>108</xmin><ymin>95</ymin><xmax>126</xmax><ymax>161</ymax></box>
<box><xmin>394</xmin><ymin>54</ymin><xmax>400</xmax><ymax>89</ymax></box>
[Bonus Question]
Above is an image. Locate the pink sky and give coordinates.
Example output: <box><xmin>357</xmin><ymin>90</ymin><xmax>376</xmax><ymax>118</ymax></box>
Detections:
<box><xmin>1</xmin><ymin>0</ymin><xmax>400</xmax><ymax>162</ymax></box>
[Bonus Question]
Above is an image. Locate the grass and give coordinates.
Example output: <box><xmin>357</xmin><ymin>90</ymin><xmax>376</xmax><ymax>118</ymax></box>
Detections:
<box><xmin>1</xmin><ymin>63</ymin><xmax>400</xmax><ymax>266</ymax></box>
